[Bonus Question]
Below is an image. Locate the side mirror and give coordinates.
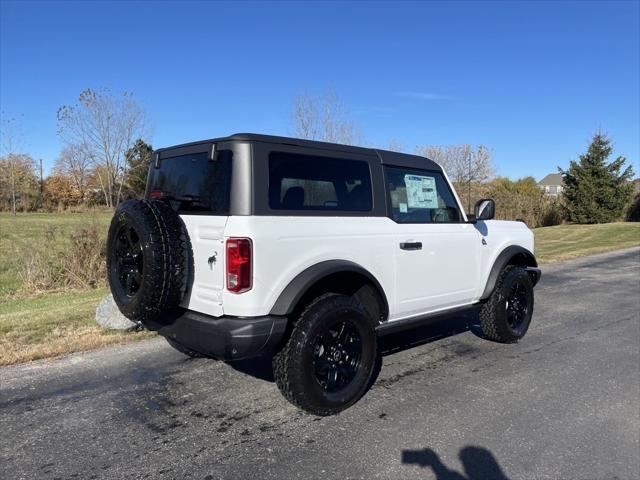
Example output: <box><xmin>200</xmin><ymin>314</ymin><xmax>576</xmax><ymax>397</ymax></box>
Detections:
<box><xmin>474</xmin><ymin>198</ymin><xmax>495</xmax><ymax>221</ymax></box>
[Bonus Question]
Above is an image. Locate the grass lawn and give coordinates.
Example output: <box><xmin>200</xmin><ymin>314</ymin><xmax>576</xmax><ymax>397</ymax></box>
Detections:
<box><xmin>533</xmin><ymin>222</ymin><xmax>640</xmax><ymax>263</ymax></box>
<box><xmin>0</xmin><ymin>211</ymin><xmax>112</xmax><ymax>297</ymax></box>
<box><xmin>0</xmin><ymin>211</ymin><xmax>150</xmax><ymax>366</ymax></box>
<box><xmin>0</xmin><ymin>212</ymin><xmax>638</xmax><ymax>366</ymax></box>
<box><xmin>0</xmin><ymin>288</ymin><xmax>154</xmax><ymax>366</ymax></box>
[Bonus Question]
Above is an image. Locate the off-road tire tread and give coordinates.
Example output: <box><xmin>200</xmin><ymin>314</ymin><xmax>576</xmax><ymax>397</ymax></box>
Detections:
<box><xmin>272</xmin><ymin>293</ymin><xmax>377</xmax><ymax>416</ymax></box>
<box><xmin>107</xmin><ymin>199</ymin><xmax>190</xmax><ymax>325</ymax></box>
<box><xmin>479</xmin><ymin>265</ymin><xmax>533</xmax><ymax>343</ymax></box>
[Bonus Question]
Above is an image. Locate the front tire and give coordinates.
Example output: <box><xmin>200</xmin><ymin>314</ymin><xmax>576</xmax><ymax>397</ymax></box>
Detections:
<box><xmin>273</xmin><ymin>293</ymin><xmax>378</xmax><ymax>416</ymax></box>
<box><xmin>479</xmin><ymin>265</ymin><xmax>534</xmax><ymax>343</ymax></box>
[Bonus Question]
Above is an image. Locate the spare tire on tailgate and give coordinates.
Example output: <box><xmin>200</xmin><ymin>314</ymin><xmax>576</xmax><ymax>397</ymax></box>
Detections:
<box><xmin>106</xmin><ymin>199</ymin><xmax>191</xmax><ymax>328</ymax></box>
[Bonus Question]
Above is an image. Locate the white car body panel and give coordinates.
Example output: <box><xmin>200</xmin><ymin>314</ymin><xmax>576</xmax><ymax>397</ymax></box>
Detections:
<box><xmin>474</xmin><ymin>220</ymin><xmax>535</xmax><ymax>299</ymax></box>
<box><xmin>180</xmin><ymin>214</ymin><xmax>534</xmax><ymax>322</ymax></box>
<box><xmin>175</xmin><ymin>152</ymin><xmax>535</xmax><ymax>323</ymax></box>
<box><xmin>391</xmin><ymin>222</ymin><xmax>481</xmax><ymax>319</ymax></box>
<box><xmin>179</xmin><ymin>214</ymin><xmax>228</xmax><ymax>317</ymax></box>
<box><xmin>221</xmin><ymin>216</ymin><xmax>396</xmax><ymax>318</ymax></box>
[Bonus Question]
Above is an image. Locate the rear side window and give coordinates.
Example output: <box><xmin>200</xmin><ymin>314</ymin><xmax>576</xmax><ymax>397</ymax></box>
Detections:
<box><xmin>385</xmin><ymin>167</ymin><xmax>461</xmax><ymax>223</ymax></box>
<box><xmin>147</xmin><ymin>150</ymin><xmax>232</xmax><ymax>214</ymax></box>
<box><xmin>268</xmin><ymin>152</ymin><xmax>372</xmax><ymax>212</ymax></box>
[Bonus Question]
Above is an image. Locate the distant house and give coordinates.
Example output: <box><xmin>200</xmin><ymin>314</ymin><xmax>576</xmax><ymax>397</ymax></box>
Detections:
<box><xmin>538</xmin><ymin>173</ymin><xmax>564</xmax><ymax>197</ymax></box>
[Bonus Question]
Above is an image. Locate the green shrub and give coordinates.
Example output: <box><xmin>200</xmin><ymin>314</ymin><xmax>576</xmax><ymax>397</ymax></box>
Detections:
<box><xmin>486</xmin><ymin>177</ymin><xmax>564</xmax><ymax>228</ymax></box>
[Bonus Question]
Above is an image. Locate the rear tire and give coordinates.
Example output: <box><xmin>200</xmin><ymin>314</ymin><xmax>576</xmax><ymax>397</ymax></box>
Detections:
<box><xmin>479</xmin><ymin>265</ymin><xmax>534</xmax><ymax>343</ymax></box>
<box><xmin>273</xmin><ymin>293</ymin><xmax>378</xmax><ymax>416</ymax></box>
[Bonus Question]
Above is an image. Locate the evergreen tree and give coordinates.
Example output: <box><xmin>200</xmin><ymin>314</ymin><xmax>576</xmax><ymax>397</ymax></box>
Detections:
<box><xmin>123</xmin><ymin>139</ymin><xmax>153</xmax><ymax>199</ymax></box>
<box><xmin>560</xmin><ymin>133</ymin><xmax>634</xmax><ymax>223</ymax></box>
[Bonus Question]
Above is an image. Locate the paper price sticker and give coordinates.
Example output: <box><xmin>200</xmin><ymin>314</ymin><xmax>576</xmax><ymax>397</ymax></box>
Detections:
<box><xmin>404</xmin><ymin>174</ymin><xmax>438</xmax><ymax>209</ymax></box>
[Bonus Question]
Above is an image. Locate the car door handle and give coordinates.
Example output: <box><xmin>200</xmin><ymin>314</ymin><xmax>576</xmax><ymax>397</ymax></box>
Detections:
<box><xmin>400</xmin><ymin>242</ymin><xmax>422</xmax><ymax>250</ymax></box>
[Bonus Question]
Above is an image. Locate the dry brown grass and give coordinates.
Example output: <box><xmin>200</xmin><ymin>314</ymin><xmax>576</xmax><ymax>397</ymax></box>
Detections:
<box><xmin>0</xmin><ymin>288</ymin><xmax>153</xmax><ymax>366</ymax></box>
<box><xmin>16</xmin><ymin>223</ymin><xmax>107</xmax><ymax>294</ymax></box>
<box><xmin>0</xmin><ymin>211</ymin><xmax>112</xmax><ymax>297</ymax></box>
<box><xmin>1</xmin><ymin>326</ymin><xmax>154</xmax><ymax>366</ymax></box>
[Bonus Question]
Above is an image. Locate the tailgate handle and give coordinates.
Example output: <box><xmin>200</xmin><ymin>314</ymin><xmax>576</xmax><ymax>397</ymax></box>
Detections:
<box><xmin>400</xmin><ymin>242</ymin><xmax>422</xmax><ymax>250</ymax></box>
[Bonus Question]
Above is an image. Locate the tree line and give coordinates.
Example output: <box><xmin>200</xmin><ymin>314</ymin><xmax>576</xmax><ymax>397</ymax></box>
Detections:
<box><xmin>1</xmin><ymin>89</ymin><xmax>637</xmax><ymax>225</ymax></box>
<box><xmin>1</xmin><ymin>88</ymin><xmax>152</xmax><ymax>213</ymax></box>
<box><xmin>292</xmin><ymin>91</ymin><xmax>637</xmax><ymax>226</ymax></box>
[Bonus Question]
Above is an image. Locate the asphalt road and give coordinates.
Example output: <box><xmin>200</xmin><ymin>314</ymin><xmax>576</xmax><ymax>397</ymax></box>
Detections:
<box><xmin>2</xmin><ymin>249</ymin><xmax>639</xmax><ymax>480</ymax></box>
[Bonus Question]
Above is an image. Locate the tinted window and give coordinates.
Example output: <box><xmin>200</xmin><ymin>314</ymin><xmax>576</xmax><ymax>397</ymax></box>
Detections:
<box><xmin>147</xmin><ymin>150</ymin><xmax>232</xmax><ymax>214</ymax></box>
<box><xmin>269</xmin><ymin>152</ymin><xmax>372</xmax><ymax>212</ymax></box>
<box><xmin>385</xmin><ymin>167</ymin><xmax>461</xmax><ymax>223</ymax></box>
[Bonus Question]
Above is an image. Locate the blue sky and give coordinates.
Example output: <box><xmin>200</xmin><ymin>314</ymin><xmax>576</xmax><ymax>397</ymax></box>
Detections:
<box><xmin>1</xmin><ymin>0</ymin><xmax>638</xmax><ymax>179</ymax></box>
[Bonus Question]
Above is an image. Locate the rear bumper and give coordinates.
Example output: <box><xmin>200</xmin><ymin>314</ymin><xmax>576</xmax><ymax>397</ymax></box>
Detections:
<box><xmin>156</xmin><ymin>310</ymin><xmax>288</xmax><ymax>361</ymax></box>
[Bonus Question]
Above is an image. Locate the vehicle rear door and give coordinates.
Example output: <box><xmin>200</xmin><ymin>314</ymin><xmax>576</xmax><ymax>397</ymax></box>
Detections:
<box><xmin>146</xmin><ymin>145</ymin><xmax>233</xmax><ymax>317</ymax></box>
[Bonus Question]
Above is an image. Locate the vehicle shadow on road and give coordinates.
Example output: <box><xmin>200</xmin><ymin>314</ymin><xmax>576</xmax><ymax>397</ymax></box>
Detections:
<box><xmin>402</xmin><ymin>446</ymin><xmax>510</xmax><ymax>480</ymax></box>
<box><xmin>378</xmin><ymin>311</ymin><xmax>481</xmax><ymax>357</ymax></box>
<box><xmin>228</xmin><ymin>312</ymin><xmax>483</xmax><ymax>383</ymax></box>
<box><xmin>227</xmin><ymin>355</ymin><xmax>276</xmax><ymax>382</ymax></box>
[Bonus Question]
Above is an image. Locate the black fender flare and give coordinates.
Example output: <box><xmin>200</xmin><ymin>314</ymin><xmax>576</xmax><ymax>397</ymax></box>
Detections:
<box><xmin>269</xmin><ymin>260</ymin><xmax>389</xmax><ymax>318</ymax></box>
<box><xmin>480</xmin><ymin>246</ymin><xmax>539</xmax><ymax>300</ymax></box>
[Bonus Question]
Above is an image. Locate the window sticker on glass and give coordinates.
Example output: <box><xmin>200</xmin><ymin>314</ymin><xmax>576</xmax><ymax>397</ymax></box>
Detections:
<box><xmin>399</xmin><ymin>202</ymin><xmax>408</xmax><ymax>213</ymax></box>
<box><xmin>404</xmin><ymin>174</ymin><xmax>438</xmax><ymax>209</ymax></box>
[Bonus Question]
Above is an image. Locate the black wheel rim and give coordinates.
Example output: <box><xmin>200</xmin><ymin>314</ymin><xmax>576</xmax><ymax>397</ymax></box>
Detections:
<box><xmin>312</xmin><ymin>319</ymin><xmax>362</xmax><ymax>393</ymax></box>
<box><xmin>505</xmin><ymin>281</ymin><xmax>529</xmax><ymax>334</ymax></box>
<box><xmin>114</xmin><ymin>224</ymin><xmax>144</xmax><ymax>297</ymax></box>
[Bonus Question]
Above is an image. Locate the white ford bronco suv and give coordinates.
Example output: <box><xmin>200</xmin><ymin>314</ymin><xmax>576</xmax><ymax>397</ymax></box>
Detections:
<box><xmin>107</xmin><ymin>133</ymin><xmax>540</xmax><ymax>415</ymax></box>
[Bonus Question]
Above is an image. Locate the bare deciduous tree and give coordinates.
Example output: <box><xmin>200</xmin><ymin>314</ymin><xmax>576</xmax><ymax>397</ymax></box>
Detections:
<box><xmin>1</xmin><ymin>116</ymin><xmax>27</xmax><ymax>215</ymax></box>
<box><xmin>53</xmin><ymin>144</ymin><xmax>91</xmax><ymax>202</ymax></box>
<box><xmin>0</xmin><ymin>153</ymin><xmax>39</xmax><ymax>213</ymax></box>
<box><xmin>416</xmin><ymin>144</ymin><xmax>494</xmax><ymax>184</ymax></box>
<box><xmin>387</xmin><ymin>138</ymin><xmax>405</xmax><ymax>152</ymax></box>
<box><xmin>416</xmin><ymin>144</ymin><xmax>495</xmax><ymax>211</ymax></box>
<box><xmin>57</xmin><ymin>89</ymin><xmax>149</xmax><ymax>207</ymax></box>
<box><xmin>291</xmin><ymin>91</ymin><xmax>361</xmax><ymax>145</ymax></box>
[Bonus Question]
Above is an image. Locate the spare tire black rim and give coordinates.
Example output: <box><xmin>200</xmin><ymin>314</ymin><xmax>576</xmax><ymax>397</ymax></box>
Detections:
<box><xmin>115</xmin><ymin>224</ymin><xmax>144</xmax><ymax>297</ymax></box>
<box><xmin>506</xmin><ymin>281</ymin><xmax>529</xmax><ymax>334</ymax></box>
<box><xmin>312</xmin><ymin>319</ymin><xmax>362</xmax><ymax>393</ymax></box>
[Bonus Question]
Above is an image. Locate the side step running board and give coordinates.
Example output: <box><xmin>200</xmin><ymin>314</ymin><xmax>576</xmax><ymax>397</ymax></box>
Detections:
<box><xmin>376</xmin><ymin>304</ymin><xmax>480</xmax><ymax>336</ymax></box>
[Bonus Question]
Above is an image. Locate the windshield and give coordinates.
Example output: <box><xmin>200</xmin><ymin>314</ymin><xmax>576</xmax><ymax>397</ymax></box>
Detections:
<box><xmin>146</xmin><ymin>149</ymin><xmax>232</xmax><ymax>214</ymax></box>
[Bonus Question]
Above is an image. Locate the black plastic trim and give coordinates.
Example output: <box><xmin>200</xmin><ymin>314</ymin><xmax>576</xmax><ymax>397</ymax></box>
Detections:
<box><xmin>157</xmin><ymin>143</ymin><xmax>211</xmax><ymax>159</ymax></box>
<box><xmin>526</xmin><ymin>267</ymin><xmax>542</xmax><ymax>286</ymax></box>
<box><xmin>373</xmin><ymin>148</ymin><xmax>442</xmax><ymax>171</ymax></box>
<box><xmin>400</xmin><ymin>242</ymin><xmax>422</xmax><ymax>250</ymax></box>
<box><xmin>376</xmin><ymin>304</ymin><xmax>479</xmax><ymax>335</ymax></box>
<box><xmin>480</xmin><ymin>246</ymin><xmax>539</xmax><ymax>300</ymax></box>
<box><xmin>269</xmin><ymin>260</ymin><xmax>389</xmax><ymax>318</ymax></box>
<box><xmin>156</xmin><ymin>310</ymin><xmax>288</xmax><ymax>361</ymax></box>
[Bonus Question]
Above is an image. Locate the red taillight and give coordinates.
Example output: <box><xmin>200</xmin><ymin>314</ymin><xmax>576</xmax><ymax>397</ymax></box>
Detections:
<box><xmin>226</xmin><ymin>238</ymin><xmax>252</xmax><ymax>293</ymax></box>
<box><xmin>149</xmin><ymin>190</ymin><xmax>164</xmax><ymax>200</ymax></box>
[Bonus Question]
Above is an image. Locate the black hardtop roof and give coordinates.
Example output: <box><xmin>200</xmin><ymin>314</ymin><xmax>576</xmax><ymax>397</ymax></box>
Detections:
<box><xmin>156</xmin><ymin>133</ymin><xmax>442</xmax><ymax>172</ymax></box>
